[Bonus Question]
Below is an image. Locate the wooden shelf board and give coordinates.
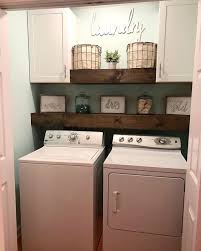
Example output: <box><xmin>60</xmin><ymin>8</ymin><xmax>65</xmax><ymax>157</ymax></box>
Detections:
<box><xmin>30</xmin><ymin>81</ymin><xmax>192</xmax><ymax>85</ymax></box>
<box><xmin>30</xmin><ymin>69</ymin><xmax>192</xmax><ymax>85</ymax></box>
<box><xmin>70</xmin><ymin>68</ymin><xmax>156</xmax><ymax>84</ymax></box>
<box><xmin>31</xmin><ymin>113</ymin><xmax>190</xmax><ymax>131</ymax></box>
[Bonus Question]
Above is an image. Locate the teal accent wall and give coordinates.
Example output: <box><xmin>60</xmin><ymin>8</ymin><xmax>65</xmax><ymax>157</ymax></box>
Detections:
<box><xmin>40</xmin><ymin>84</ymin><xmax>191</xmax><ymax>159</ymax></box>
<box><xmin>8</xmin><ymin>11</ymin><xmax>41</xmax><ymax>228</ymax></box>
<box><xmin>40</xmin><ymin>84</ymin><xmax>192</xmax><ymax>114</ymax></box>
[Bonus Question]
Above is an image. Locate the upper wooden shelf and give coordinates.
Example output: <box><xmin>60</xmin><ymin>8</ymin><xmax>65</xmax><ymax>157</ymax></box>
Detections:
<box><xmin>31</xmin><ymin>113</ymin><xmax>190</xmax><ymax>131</ymax></box>
<box><xmin>70</xmin><ymin>68</ymin><xmax>156</xmax><ymax>84</ymax></box>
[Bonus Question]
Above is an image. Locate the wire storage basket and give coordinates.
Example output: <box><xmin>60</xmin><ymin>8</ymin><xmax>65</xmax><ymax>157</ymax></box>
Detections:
<box><xmin>127</xmin><ymin>42</ymin><xmax>157</xmax><ymax>69</ymax></box>
<box><xmin>72</xmin><ymin>44</ymin><xmax>102</xmax><ymax>70</ymax></box>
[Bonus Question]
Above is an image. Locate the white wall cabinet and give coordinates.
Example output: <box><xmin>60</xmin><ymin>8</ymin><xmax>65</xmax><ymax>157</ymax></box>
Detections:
<box><xmin>157</xmin><ymin>0</ymin><xmax>197</xmax><ymax>82</ymax></box>
<box><xmin>28</xmin><ymin>8</ymin><xmax>77</xmax><ymax>83</ymax></box>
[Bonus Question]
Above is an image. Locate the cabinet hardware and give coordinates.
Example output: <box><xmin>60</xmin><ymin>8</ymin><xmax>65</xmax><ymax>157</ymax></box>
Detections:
<box><xmin>159</xmin><ymin>63</ymin><xmax>162</xmax><ymax>79</ymax></box>
<box><xmin>64</xmin><ymin>65</ymin><xmax>67</xmax><ymax>79</ymax></box>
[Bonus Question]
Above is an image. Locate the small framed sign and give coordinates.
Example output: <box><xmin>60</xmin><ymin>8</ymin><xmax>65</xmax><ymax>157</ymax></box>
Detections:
<box><xmin>166</xmin><ymin>96</ymin><xmax>191</xmax><ymax>115</ymax></box>
<box><xmin>40</xmin><ymin>95</ymin><xmax>66</xmax><ymax>113</ymax></box>
<box><xmin>101</xmin><ymin>96</ymin><xmax>126</xmax><ymax>114</ymax></box>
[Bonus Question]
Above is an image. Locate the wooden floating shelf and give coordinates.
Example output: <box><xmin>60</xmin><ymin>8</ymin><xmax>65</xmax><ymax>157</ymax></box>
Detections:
<box><xmin>31</xmin><ymin>113</ymin><xmax>190</xmax><ymax>131</ymax></box>
<box><xmin>70</xmin><ymin>68</ymin><xmax>156</xmax><ymax>84</ymax></box>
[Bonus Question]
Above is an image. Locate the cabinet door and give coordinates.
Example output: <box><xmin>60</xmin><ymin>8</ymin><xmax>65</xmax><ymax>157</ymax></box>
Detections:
<box><xmin>157</xmin><ymin>0</ymin><xmax>197</xmax><ymax>82</ymax></box>
<box><xmin>28</xmin><ymin>9</ymin><xmax>75</xmax><ymax>83</ymax></box>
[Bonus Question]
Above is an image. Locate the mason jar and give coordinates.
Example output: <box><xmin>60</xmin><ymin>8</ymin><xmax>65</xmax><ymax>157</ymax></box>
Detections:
<box><xmin>75</xmin><ymin>93</ymin><xmax>90</xmax><ymax>113</ymax></box>
<box><xmin>137</xmin><ymin>94</ymin><xmax>153</xmax><ymax>114</ymax></box>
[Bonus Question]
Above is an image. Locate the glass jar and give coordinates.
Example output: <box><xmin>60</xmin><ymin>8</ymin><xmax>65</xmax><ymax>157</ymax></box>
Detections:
<box><xmin>75</xmin><ymin>93</ymin><xmax>90</xmax><ymax>113</ymax></box>
<box><xmin>137</xmin><ymin>94</ymin><xmax>153</xmax><ymax>114</ymax></box>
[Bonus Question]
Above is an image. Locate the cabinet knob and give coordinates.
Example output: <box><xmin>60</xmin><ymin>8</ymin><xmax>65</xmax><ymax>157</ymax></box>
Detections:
<box><xmin>159</xmin><ymin>63</ymin><xmax>162</xmax><ymax>78</ymax></box>
<box><xmin>64</xmin><ymin>65</ymin><xmax>67</xmax><ymax>79</ymax></box>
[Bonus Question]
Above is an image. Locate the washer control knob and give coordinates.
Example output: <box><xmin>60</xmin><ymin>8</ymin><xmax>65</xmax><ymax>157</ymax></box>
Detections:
<box><xmin>119</xmin><ymin>137</ymin><xmax>124</xmax><ymax>142</ymax></box>
<box><xmin>49</xmin><ymin>134</ymin><xmax>53</xmax><ymax>139</ymax></box>
<box><xmin>70</xmin><ymin>133</ymin><xmax>77</xmax><ymax>141</ymax></box>
<box><xmin>86</xmin><ymin>135</ymin><xmax>90</xmax><ymax>140</ymax></box>
<box><xmin>128</xmin><ymin>137</ymin><xmax>133</xmax><ymax>143</ymax></box>
<box><xmin>57</xmin><ymin>135</ymin><xmax>61</xmax><ymax>139</ymax></box>
<box><xmin>159</xmin><ymin>138</ymin><xmax>167</xmax><ymax>145</ymax></box>
<box><xmin>136</xmin><ymin>137</ymin><xmax>142</xmax><ymax>143</ymax></box>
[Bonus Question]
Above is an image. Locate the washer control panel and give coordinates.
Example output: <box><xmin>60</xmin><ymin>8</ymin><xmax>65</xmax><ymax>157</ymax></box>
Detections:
<box><xmin>44</xmin><ymin>131</ymin><xmax>103</xmax><ymax>146</ymax></box>
<box><xmin>113</xmin><ymin>135</ymin><xmax>181</xmax><ymax>149</ymax></box>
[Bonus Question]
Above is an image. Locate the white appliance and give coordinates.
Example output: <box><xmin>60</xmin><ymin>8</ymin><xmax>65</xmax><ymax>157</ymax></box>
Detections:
<box><xmin>19</xmin><ymin>130</ymin><xmax>105</xmax><ymax>251</ymax></box>
<box><xmin>103</xmin><ymin>135</ymin><xmax>187</xmax><ymax>251</ymax></box>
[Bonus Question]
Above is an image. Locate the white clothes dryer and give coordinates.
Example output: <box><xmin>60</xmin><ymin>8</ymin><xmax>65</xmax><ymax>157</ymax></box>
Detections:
<box><xmin>19</xmin><ymin>130</ymin><xmax>105</xmax><ymax>251</ymax></box>
<box><xmin>103</xmin><ymin>135</ymin><xmax>187</xmax><ymax>251</ymax></box>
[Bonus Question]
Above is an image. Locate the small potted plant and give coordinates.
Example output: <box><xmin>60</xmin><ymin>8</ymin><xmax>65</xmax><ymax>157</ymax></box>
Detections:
<box><xmin>105</xmin><ymin>50</ymin><xmax>120</xmax><ymax>69</ymax></box>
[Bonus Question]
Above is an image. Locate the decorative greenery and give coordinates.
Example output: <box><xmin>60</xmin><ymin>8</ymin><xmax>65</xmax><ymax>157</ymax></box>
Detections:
<box><xmin>105</xmin><ymin>50</ymin><xmax>120</xmax><ymax>63</ymax></box>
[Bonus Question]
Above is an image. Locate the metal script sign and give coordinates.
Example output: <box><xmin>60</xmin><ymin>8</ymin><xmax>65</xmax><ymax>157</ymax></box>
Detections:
<box><xmin>91</xmin><ymin>8</ymin><xmax>146</xmax><ymax>41</ymax></box>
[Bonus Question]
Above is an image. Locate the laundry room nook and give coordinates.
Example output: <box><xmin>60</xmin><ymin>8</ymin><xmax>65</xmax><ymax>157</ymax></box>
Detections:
<box><xmin>0</xmin><ymin>0</ymin><xmax>198</xmax><ymax>250</ymax></box>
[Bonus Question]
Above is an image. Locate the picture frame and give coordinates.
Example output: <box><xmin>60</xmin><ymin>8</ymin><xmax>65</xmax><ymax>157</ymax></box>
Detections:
<box><xmin>100</xmin><ymin>96</ymin><xmax>126</xmax><ymax>114</ymax></box>
<box><xmin>40</xmin><ymin>95</ymin><xmax>66</xmax><ymax>113</ymax></box>
<box><xmin>166</xmin><ymin>96</ymin><xmax>191</xmax><ymax>115</ymax></box>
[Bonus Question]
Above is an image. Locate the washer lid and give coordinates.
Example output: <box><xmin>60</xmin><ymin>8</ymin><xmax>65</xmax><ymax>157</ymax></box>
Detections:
<box><xmin>19</xmin><ymin>146</ymin><xmax>104</xmax><ymax>165</ymax></box>
<box><xmin>104</xmin><ymin>147</ymin><xmax>187</xmax><ymax>173</ymax></box>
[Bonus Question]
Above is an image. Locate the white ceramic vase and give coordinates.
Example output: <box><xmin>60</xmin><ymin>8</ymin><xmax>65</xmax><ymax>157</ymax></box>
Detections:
<box><xmin>108</xmin><ymin>62</ymin><xmax>117</xmax><ymax>69</ymax></box>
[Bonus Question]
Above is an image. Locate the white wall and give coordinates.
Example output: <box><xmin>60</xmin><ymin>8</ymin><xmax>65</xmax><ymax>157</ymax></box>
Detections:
<box><xmin>73</xmin><ymin>2</ymin><xmax>159</xmax><ymax>68</ymax></box>
<box><xmin>8</xmin><ymin>10</ymin><xmax>40</xmax><ymax>226</ymax></box>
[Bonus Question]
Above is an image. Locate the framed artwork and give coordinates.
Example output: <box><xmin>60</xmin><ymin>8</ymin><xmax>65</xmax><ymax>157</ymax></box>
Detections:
<box><xmin>166</xmin><ymin>96</ymin><xmax>191</xmax><ymax>115</ymax></box>
<box><xmin>40</xmin><ymin>95</ymin><xmax>66</xmax><ymax>113</ymax></box>
<box><xmin>101</xmin><ymin>96</ymin><xmax>126</xmax><ymax>114</ymax></box>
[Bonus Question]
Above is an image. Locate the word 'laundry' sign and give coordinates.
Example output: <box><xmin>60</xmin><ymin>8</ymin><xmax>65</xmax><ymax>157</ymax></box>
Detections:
<box><xmin>91</xmin><ymin>8</ymin><xmax>146</xmax><ymax>40</ymax></box>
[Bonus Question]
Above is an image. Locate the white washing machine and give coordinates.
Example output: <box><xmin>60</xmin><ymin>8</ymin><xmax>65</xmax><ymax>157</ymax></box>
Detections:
<box><xmin>19</xmin><ymin>130</ymin><xmax>105</xmax><ymax>251</ymax></box>
<box><xmin>103</xmin><ymin>135</ymin><xmax>187</xmax><ymax>251</ymax></box>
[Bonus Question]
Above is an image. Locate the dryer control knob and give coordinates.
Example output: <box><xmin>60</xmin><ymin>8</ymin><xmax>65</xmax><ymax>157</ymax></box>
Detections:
<box><xmin>57</xmin><ymin>135</ymin><xmax>61</xmax><ymax>139</ymax></box>
<box><xmin>136</xmin><ymin>137</ymin><xmax>142</xmax><ymax>143</ymax></box>
<box><xmin>86</xmin><ymin>135</ymin><xmax>90</xmax><ymax>140</ymax></box>
<box><xmin>159</xmin><ymin>138</ymin><xmax>167</xmax><ymax>145</ymax></box>
<box><xmin>119</xmin><ymin>137</ymin><xmax>124</xmax><ymax>142</ymax></box>
<box><xmin>128</xmin><ymin>137</ymin><xmax>133</xmax><ymax>143</ymax></box>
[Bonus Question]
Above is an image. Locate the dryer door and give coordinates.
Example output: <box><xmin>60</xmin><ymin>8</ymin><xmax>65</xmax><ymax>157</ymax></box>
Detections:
<box><xmin>108</xmin><ymin>173</ymin><xmax>185</xmax><ymax>237</ymax></box>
